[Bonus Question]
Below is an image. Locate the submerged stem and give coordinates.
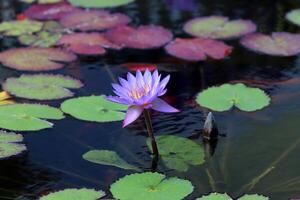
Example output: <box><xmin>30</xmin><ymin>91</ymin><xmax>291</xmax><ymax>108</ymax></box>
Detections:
<box><xmin>143</xmin><ymin>110</ymin><xmax>159</xmax><ymax>161</ymax></box>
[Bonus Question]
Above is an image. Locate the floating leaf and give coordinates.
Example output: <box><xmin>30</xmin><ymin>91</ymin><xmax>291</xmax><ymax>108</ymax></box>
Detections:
<box><xmin>40</xmin><ymin>188</ymin><xmax>105</xmax><ymax>200</ymax></box>
<box><xmin>240</xmin><ymin>32</ymin><xmax>300</xmax><ymax>56</ymax></box>
<box><xmin>196</xmin><ymin>193</ymin><xmax>232</xmax><ymax>200</ymax></box>
<box><xmin>0</xmin><ymin>20</ymin><xmax>42</xmax><ymax>36</ymax></box>
<box><xmin>110</xmin><ymin>172</ymin><xmax>194</xmax><ymax>200</ymax></box>
<box><xmin>0</xmin><ymin>131</ymin><xmax>26</xmax><ymax>159</ymax></box>
<box><xmin>0</xmin><ymin>48</ymin><xmax>77</xmax><ymax>71</ymax></box>
<box><xmin>165</xmin><ymin>38</ymin><xmax>232</xmax><ymax>61</ymax></box>
<box><xmin>83</xmin><ymin>150</ymin><xmax>139</xmax><ymax>171</ymax></box>
<box><xmin>0</xmin><ymin>104</ymin><xmax>64</xmax><ymax>131</ymax></box>
<box><xmin>58</xmin><ymin>33</ymin><xmax>122</xmax><ymax>55</ymax></box>
<box><xmin>60</xmin><ymin>10</ymin><xmax>131</xmax><ymax>31</ymax></box>
<box><xmin>3</xmin><ymin>74</ymin><xmax>83</xmax><ymax>100</ymax></box>
<box><xmin>67</xmin><ymin>0</ymin><xmax>135</xmax><ymax>8</ymax></box>
<box><xmin>19</xmin><ymin>31</ymin><xmax>62</xmax><ymax>47</ymax></box>
<box><xmin>61</xmin><ymin>96</ymin><xmax>127</xmax><ymax>122</ymax></box>
<box><xmin>24</xmin><ymin>2</ymin><xmax>80</xmax><ymax>20</ymax></box>
<box><xmin>147</xmin><ymin>135</ymin><xmax>205</xmax><ymax>172</ymax></box>
<box><xmin>196</xmin><ymin>83</ymin><xmax>270</xmax><ymax>112</ymax></box>
<box><xmin>238</xmin><ymin>194</ymin><xmax>269</xmax><ymax>200</ymax></box>
<box><xmin>286</xmin><ymin>9</ymin><xmax>300</xmax><ymax>27</ymax></box>
<box><xmin>184</xmin><ymin>16</ymin><xmax>256</xmax><ymax>39</ymax></box>
<box><xmin>0</xmin><ymin>91</ymin><xmax>15</xmax><ymax>106</ymax></box>
<box><xmin>106</xmin><ymin>25</ymin><xmax>173</xmax><ymax>49</ymax></box>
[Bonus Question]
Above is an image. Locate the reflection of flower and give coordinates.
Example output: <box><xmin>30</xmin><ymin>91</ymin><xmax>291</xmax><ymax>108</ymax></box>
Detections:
<box><xmin>107</xmin><ymin>70</ymin><xmax>179</xmax><ymax>127</ymax></box>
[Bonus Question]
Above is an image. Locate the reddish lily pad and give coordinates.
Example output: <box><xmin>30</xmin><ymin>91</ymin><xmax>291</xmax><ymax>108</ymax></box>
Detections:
<box><xmin>57</xmin><ymin>33</ymin><xmax>122</xmax><ymax>55</ymax></box>
<box><xmin>165</xmin><ymin>38</ymin><xmax>233</xmax><ymax>61</ymax></box>
<box><xmin>24</xmin><ymin>2</ymin><xmax>80</xmax><ymax>20</ymax></box>
<box><xmin>184</xmin><ymin>16</ymin><xmax>257</xmax><ymax>39</ymax></box>
<box><xmin>121</xmin><ymin>63</ymin><xmax>157</xmax><ymax>72</ymax></box>
<box><xmin>241</xmin><ymin>32</ymin><xmax>300</xmax><ymax>56</ymax></box>
<box><xmin>0</xmin><ymin>48</ymin><xmax>77</xmax><ymax>71</ymax></box>
<box><xmin>59</xmin><ymin>10</ymin><xmax>131</xmax><ymax>31</ymax></box>
<box><xmin>105</xmin><ymin>25</ymin><xmax>173</xmax><ymax>49</ymax></box>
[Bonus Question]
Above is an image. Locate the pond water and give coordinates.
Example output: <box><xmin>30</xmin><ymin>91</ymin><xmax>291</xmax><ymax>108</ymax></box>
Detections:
<box><xmin>1</xmin><ymin>0</ymin><xmax>300</xmax><ymax>199</ymax></box>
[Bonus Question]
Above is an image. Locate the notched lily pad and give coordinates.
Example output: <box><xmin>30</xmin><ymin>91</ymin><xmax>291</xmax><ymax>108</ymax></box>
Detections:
<box><xmin>147</xmin><ymin>135</ymin><xmax>205</xmax><ymax>172</ymax></box>
<box><xmin>0</xmin><ymin>48</ymin><xmax>77</xmax><ymax>71</ymax></box>
<box><xmin>184</xmin><ymin>16</ymin><xmax>257</xmax><ymax>39</ymax></box>
<box><xmin>61</xmin><ymin>95</ymin><xmax>127</xmax><ymax>122</ymax></box>
<box><xmin>286</xmin><ymin>9</ymin><xmax>300</xmax><ymax>27</ymax></box>
<box><xmin>58</xmin><ymin>33</ymin><xmax>122</xmax><ymax>55</ymax></box>
<box><xmin>19</xmin><ymin>31</ymin><xmax>62</xmax><ymax>47</ymax></box>
<box><xmin>105</xmin><ymin>25</ymin><xmax>173</xmax><ymax>49</ymax></box>
<box><xmin>67</xmin><ymin>0</ymin><xmax>135</xmax><ymax>8</ymax></box>
<box><xmin>83</xmin><ymin>150</ymin><xmax>139</xmax><ymax>171</ymax></box>
<box><xmin>40</xmin><ymin>188</ymin><xmax>105</xmax><ymax>200</ymax></box>
<box><xmin>59</xmin><ymin>10</ymin><xmax>131</xmax><ymax>31</ymax></box>
<box><xmin>0</xmin><ymin>20</ymin><xmax>43</xmax><ymax>36</ymax></box>
<box><xmin>196</xmin><ymin>193</ymin><xmax>232</xmax><ymax>200</ymax></box>
<box><xmin>0</xmin><ymin>104</ymin><xmax>64</xmax><ymax>131</ymax></box>
<box><xmin>110</xmin><ymin>172</ymin><xmax>194</xmax><ymax>200</ymax></box>
<box><xmin>0</xmin><ymin>131</ymin><xmax>26</xmax><ymax>159</ymax></box>
<box><xmin>165</xmin><ymin>38</ymin><xmax>232</xmax><ymax>61</ymax></box>
<box><xmin>240</xmin><ymin>32</ymin><xmax>300</xmax><ymax>56</ymax></box>
<box><xmin>238</xmin><ymin>194</ymin><xmax>269</xmax><ymax>200</ymax></box>
<box><xmin>196</xmin><ymin>83</ymin><xmax>270</xmax><ymax>112</ymax></box>
<box><xmin>3</xmin><ymin>74</ymin><xmax>83</xmax><ymax>100</ymax></box>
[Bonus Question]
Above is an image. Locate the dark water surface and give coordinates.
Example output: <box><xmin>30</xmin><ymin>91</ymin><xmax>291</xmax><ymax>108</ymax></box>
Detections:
<box><xmin>1</xmin><ymin>0</ymin><xmax>300</xmax><ymax>199</ymax></box>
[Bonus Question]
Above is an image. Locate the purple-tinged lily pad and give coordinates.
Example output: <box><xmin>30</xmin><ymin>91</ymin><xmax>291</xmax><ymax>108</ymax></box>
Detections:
<box><xmin>240</xmin><ymin>32</ymin><xmax>300</xmax><ymax>56</ymax></box>
<box><xmin>0</xmin><ymin>48</ymin><xmax>77</xmax><ymax>71</ymax></box>
<box><xmin>59</xmin><ymin>10</ymin><xmax>131</xmax><ymax>31</ymax></box>
<box><xmin>58</xmin><ymin>33</ymin><xmax>122</xmax><ymax>55</ymax></box>
<box><xmin>184</xmin><ymin>16</ymin><xmax>257</xmax><ymax>40</ymax></box>
<box><xmin>24</xmin><ymin>2</ymin><xmax>80</xmax><ymax>20</ymax></box>
<box><xmin>105</xmin><ymin>25</ymin><xmax>173</xmax><ymax>49</ymax></box>
<box><xmin>165</xmin><ymin>38</ymin><xmax>233</xmax><ymax>61</ymax></box>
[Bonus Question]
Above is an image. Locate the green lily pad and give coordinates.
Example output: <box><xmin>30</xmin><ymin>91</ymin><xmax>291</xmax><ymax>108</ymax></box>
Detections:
<box><xmin>83</xmin><ymin>150</ymin><xmax>139</xmax><ymax>171</ymax></box>
<box><xmin>238</xmin><ymin>194</ymin><xmax>269</xmax><ymax>200</ymax></box>
<box><xmin>3</xmin><ymin>74</ymin><xmax>83</xmax><ymax>100</ymax></box>
<box><xmin>61</xmin><ymin>95</ymin><xmax>127</xmax><ymax>122</ymax></box>
<box><xmin>67</xmin><ymin>0</ymin><xmax>135</xmax><ymax>8</ymax></box>
<box><xmin>110</xmin><ymin>172</ymin><xmax>194</xmax><ymax>200</ymax></box>
<box><xmin>40</xmin><ymin>188</ymin><xmax>105</xmax><ymax>200</ymax></box>
<box><xmin>286</xmin><ymin>9</ymin><xmax>300</xmax><ymax>27</ymax></box>
<box><xmin>19</xmin><ymin>31</ymin><xmax>62</xmax><ymax>48</ymax></box>
<box><xmin>147</xmin><ymin>135</ymin><xmax>205</xmax><ymax>172</ymax></box>
<box><xmin>196</xmin><ymin>193</ymin><xmax>232</xmax><ymax>200</ymax></box>
<box><xmin>196</xmin><ymin>83</ymin><xmax>270</xmax><ymax>112</ymax></box>
<box><xmin>0</xmin><ymin>20</ymin><xmax>43</xmax><ymax>36</ymax></box>
<box><xmin>0</xmin><ymin>131</ymin><xmax>26</xmax><ymax>159</ymax></box>
<box><xmin>0</xmin><ymin>104</ymin><xmax>64</xmax><ymax>131</ymax></box>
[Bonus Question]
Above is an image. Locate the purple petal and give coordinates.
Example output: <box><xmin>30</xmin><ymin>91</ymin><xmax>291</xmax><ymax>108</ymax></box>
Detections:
<box><xmin>159</xmin><ymin>75</ymin><xmax>170</xmax><ymax>89</ymax></box>
<box><xmin>127</xmin><ymin>72</ymin><xmax>137</xmax><ymax>88</ymax></box>
<box><xmin>152</xmin><ymin>98</ymin><xmax>179</xmax><ymax>113</ymax></box>
<box><xmin>123</xmin><ymin>106</ymin><xmax>144</xmax><ymax>127</ymax></box>
<box><xmin>111</xmin><ymin>83</ymin><xmax>129</xmax><ymax>98</ymax></box>
<box><xmin>136</xmin><ymin>70</ymin><xmax>144</xmax><ymax>88</ymax></box>
<box><xmin>143</xmin><ymin>69</ymin><xmax>152</xmax><ymax>86</ymax></box>
<box><xmin>119</xmin><ymin>77</ymin><xmax>130</xmax><ymax>89</ymax></box>
<box><xmin>106</xmin><ymin>96</ymin><xmax>131</xmax><ymax>105</ymax></box>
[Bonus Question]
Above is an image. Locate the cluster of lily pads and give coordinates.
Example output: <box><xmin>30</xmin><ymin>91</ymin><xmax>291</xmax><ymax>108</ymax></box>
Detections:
<box><xmin>0</xmin><ymin>0</ymin><xmax>299</xmax><ymax>199</ymax></box>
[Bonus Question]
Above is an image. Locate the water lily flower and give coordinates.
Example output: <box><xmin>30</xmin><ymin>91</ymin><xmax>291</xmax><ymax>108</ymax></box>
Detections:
<box><xmin>107</xmin><ymin>70</ymin><xmax>179</xmax><ymax>127</ymax></box>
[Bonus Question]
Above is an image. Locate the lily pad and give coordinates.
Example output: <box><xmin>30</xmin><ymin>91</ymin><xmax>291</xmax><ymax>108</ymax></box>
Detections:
<box><xmin>165</xmin><ymin>38</ymin><xmax>232</xmax><ymax>61</ymax></box>
<box><xmin>238</xmin><ymin>194</ymin><xmax>269</xmax><ymax>200</ymax></box>
<box><xmin>196</xmin><ymin>83</ymin><xmax>270</xmax><ymax>112</ymax></box>
<box><xmin>40</xmin><ymin>188</ymin><xmax>105</xmax><ymax>200</ymax></box>
<box><xmin>240</xmin><ymin>32</ymin><xmax>300</xmax><ymax>56</ymax></box>
<box><xmin>67</xmin><ymin>0</ymin><xmax>135</xmax><ymax>8</ymax></box>
<box><xmin>110</xmin><ymin>172</ymin><xmax>194</xmax><ymax>200</ymax></box>
<box><xmin>184</xmin><ymin>16</ymin><xmax>257</xmax><ymax>39</ymax></box>
<box><xmin>83</xmin><ymin>150</ymin><xmax>139</xmax><ymax>171</ymax></box>
<box><xmin>0</xmin><ymin>91</ymin><xmax>15</xmax><ymax>106</ymax></box>
<box><xmin>3</xmin><ymin>74</ymin><xmax>83</xmax><ymax>100</ymax></box>
<box><xmin>58</xmin><ymin>33</ymin><xmax>122</xmax><ymax>55</ymax></box>
<box><xmin>286</xmin><ymin>9</ymin><xmax>300</xmax><ymax>26</ymax></box>
<box><xmin>0</xmin><ymin>20</ymin><xmax>43</xmax><ymax>36</ymax></box>
<box><xmin>196</xmin><ymin>193</ymin><xmax>232</xmax><ymax>200</ymax></box>
<box><xmin>24</xmin><ymin>2</ymin><xmax>80</xmax><ymax>20</ymax></box>
<box><xmin>0</xmin><ymin>48</ymin><xmax>77</xmax><ymax>71</ymax></box>
<box><xmin>19</xmin><ymin>31</ymin><xmax>62</xmax><ymax>47</ymax></box>
<box><xmin>147</xmin><ymin>135</ymin><xmax>205</xmax><ymax>172</ymax></box>
<box><xmin>0</xmin><ymin>131</ymin><xmax>26</xmax><ymax>159</ymax></box>
<box><xmin>0</xmin><ymin>104</ymin><xmax>64</xmax><ymax>131</ymax></box>
<box><xmin>59</xmin><ymin>10</ymin><xmax>131</xmax><ymax>31</ymax></box>
<box><xmin>61</xmin><ymin>96</ymin><xmax>127</xmax><ymax>122</ymax></box>
<box><xmin>105</xmin><ymin>25</ymin><xmax>173</xmax><ymax>49</ymax></box>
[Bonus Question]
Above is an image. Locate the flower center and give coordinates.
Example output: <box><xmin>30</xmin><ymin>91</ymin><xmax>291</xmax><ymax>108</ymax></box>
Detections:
<box><xmin>130</xmin><ymin>85</ymin><xmax>150</xmax><ymax>99</ymax></box>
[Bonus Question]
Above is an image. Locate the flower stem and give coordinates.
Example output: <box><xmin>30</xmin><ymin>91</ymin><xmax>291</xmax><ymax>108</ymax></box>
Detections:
<box><xmin>143</xmin><ymin>110</ymin><xmax>159</xmax><ymax>160</ymax></box>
